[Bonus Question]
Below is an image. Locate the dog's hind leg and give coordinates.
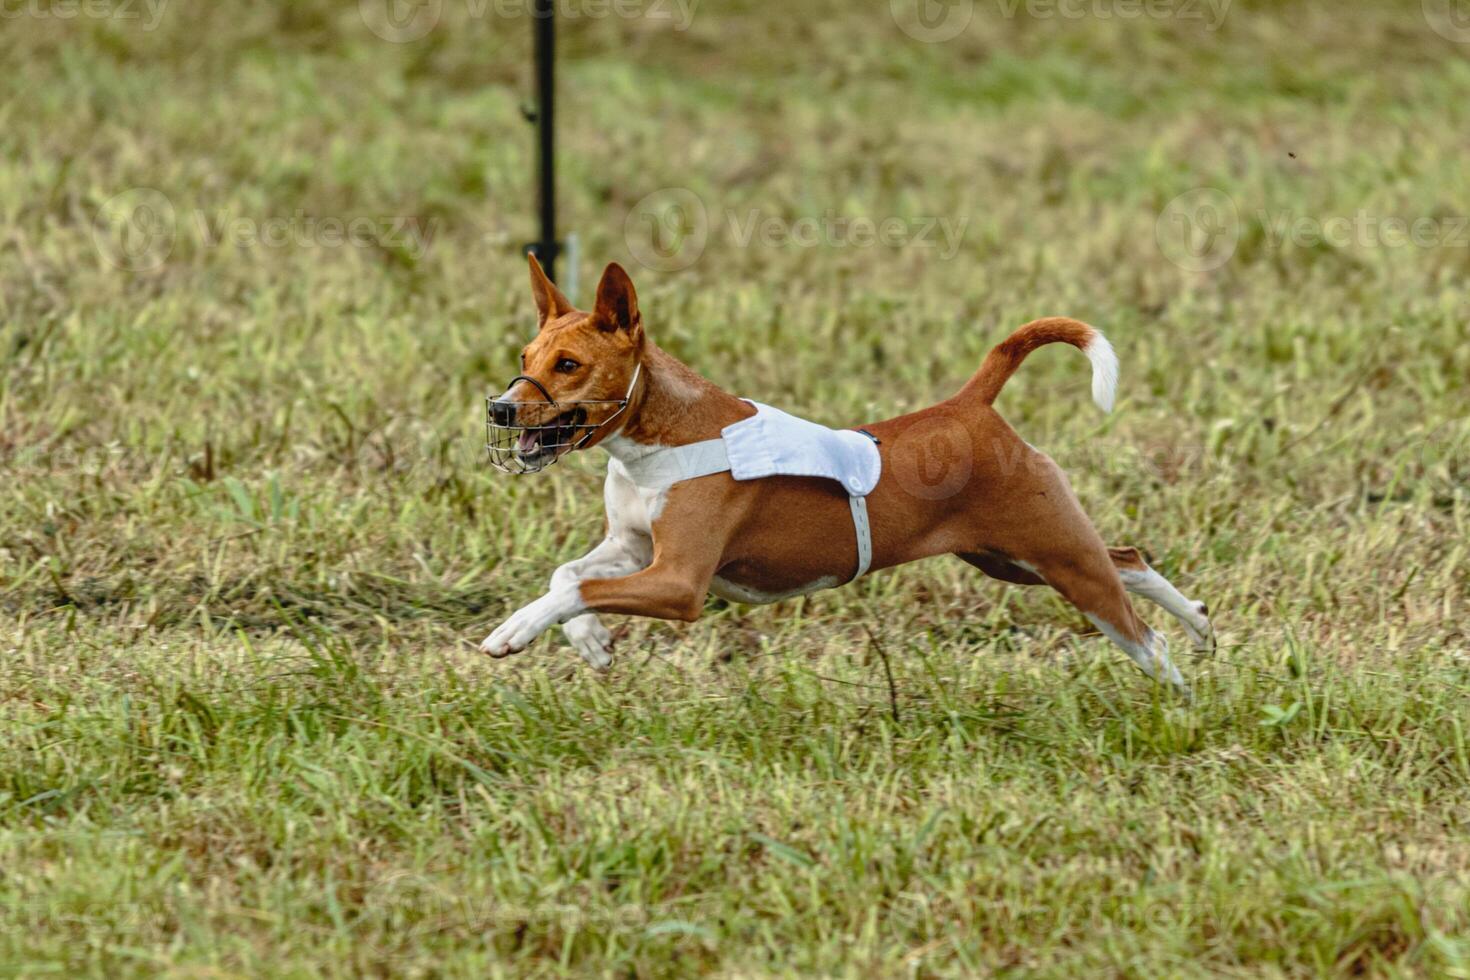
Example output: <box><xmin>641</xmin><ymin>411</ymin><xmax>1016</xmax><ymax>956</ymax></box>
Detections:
<box><xmin>1023</xmin><ymin>549</ymin><xmax>1189</xmax><ymax>696</ymax></box>
<box><xmin>1108</xmin><ymin>547</ymin><xmax>1214</xmax><ymax>654</ymax></box>
<box><xmin>960</xmin><ymin>549</ymin><xmax>1214</xmax><ymax>657</ymax></box>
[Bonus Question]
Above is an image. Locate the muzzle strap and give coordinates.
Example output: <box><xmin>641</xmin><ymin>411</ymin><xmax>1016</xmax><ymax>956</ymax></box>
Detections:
<box><xmin>570</xmin><ymin>361</ymin><xmax>642</xmax><ymax>452</ymax></box>
<box><xmin>502</xmin><ymin>373</ymin><xmax>555</xmax><ymax>403</ymax></box>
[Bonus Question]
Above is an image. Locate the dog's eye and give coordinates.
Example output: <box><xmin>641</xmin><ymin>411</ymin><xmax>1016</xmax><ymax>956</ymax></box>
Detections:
<box><xmin>554</xmin><ymin>358</ymin><xmax>580</xmax><ymax>373</ymax></box>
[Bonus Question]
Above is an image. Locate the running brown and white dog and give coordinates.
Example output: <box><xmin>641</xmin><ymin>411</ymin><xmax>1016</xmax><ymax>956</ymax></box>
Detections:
<box><xmin>481</xmin><ymin>256</ymin><xmax>1213</xmax><ymax>694</ymax></box>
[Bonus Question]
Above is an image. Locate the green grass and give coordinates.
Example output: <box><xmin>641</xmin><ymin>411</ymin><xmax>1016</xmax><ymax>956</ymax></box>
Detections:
<box><xmin>3</xmin><ymin>0</ymin><xmax>1469</xmax><ymax>974</ymax></box>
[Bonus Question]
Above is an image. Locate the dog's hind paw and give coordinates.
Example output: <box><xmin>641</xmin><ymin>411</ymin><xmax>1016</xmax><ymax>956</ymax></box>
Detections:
<box><xmin>564</xmin><ymin>615</ymin><xmax>614</xmax><ymax>670</ymax></box>
<box><xmin>1183</xmin><ymin>600</ymin><xmax>1216</xmax><ymax>655</ymax></box>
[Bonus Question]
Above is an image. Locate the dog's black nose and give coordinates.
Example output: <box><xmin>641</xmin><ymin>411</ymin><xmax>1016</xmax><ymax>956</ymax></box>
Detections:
<box><xmin>489</xmin><ymin>399</ymin><xmax>519</xmax><ymax>427</ymax></box>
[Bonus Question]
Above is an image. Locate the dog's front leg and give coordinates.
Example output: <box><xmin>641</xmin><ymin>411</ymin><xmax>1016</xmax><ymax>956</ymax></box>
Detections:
<box><xmin>577</xmin><ymin>530</ymin><xmax>728</xmax><ymax>624</ymax></box>
<box><xmin>483</xmin><ymin>538</ymin><xmax>725</xmax><ymax>659</ymax></box>
<box><xmin>483</xmin><ymin>485</ymin><xmax>738</xmax><ymax>660</ymax></box>
<box><xmin>480</xmin><ymin>535</ymin><xmax>646</xmax><ymax>664</ymax></box>
<box><xmin>554</xmin><ymin>537</ymin><xmax>648</xmax><ymax>668</ymax></box>
<box><xmin>577</xmin><ymin>561</ymin><xmax>714</xmax><ymax>623</ymax></box>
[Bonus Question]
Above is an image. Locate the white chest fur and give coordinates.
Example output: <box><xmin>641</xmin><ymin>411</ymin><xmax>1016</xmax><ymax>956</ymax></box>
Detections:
<box><xmin>602</xmin><ymin>456</ymin><xmax>664</xmax><ymax>565</ymax></box>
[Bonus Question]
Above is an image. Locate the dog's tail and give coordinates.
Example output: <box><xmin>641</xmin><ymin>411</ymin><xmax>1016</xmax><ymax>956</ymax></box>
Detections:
<box><xmin>960</xmin><ymin>317</ymin><xmax>1117</xmax><ymax>412</ymax></box>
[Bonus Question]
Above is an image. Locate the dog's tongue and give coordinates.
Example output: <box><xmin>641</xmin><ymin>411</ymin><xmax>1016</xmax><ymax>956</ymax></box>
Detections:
<box><xmin>517</xmin><ymin>430</ymin><xmax>539</xmax><ymax>453</ymax></box>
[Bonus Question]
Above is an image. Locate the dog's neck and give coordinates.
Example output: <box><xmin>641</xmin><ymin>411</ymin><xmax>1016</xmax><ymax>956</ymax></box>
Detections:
<box><xmin>599</xmin><ymin>341</ymin><xmax>752</xmax><ymax>464</ymax></box>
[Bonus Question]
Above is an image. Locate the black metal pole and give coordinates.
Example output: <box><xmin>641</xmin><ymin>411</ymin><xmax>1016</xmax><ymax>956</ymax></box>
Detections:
<box><xmin>531</xmin><ymin>0</ymin><xmax>557</xmax><ymax>282</ymax></box>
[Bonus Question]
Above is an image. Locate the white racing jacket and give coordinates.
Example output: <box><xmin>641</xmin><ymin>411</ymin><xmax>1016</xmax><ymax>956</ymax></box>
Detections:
<box><xmin>618</xmin><ymin>402</ymin><xmax>882</xmax><ymax>580</ymax></box>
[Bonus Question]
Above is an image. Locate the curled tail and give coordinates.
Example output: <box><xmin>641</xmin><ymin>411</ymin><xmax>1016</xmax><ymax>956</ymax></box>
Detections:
<box><xmin>961</xmin><ymin>317</ymin><xmax>1118</xmax><ymax>412</ymax></box>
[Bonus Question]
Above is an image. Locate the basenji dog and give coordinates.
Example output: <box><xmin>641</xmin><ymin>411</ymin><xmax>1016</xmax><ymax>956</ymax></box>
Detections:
<box><xmin>480</xmin><ymin>256</ymin><xmax>1213</xmax><ymax>695</ymax></box>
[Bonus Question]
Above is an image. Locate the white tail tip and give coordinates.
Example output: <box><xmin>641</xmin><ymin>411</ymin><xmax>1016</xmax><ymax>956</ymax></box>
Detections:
<box><xmin>1085</xmin><ymin>330</ymin><xmax>1118</xmax><ymax>413</ymax></box>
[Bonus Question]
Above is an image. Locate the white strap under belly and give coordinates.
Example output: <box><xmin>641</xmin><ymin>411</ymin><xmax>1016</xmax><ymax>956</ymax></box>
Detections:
<box><xmin>848</xmin><ymin>494</ymin><xmax>872</xmax><ymax>580</ymax></box>
<box><xmin>620</xmin><ymin>439</ymin><xmax>874</xmax><ymax>581</ymax></box>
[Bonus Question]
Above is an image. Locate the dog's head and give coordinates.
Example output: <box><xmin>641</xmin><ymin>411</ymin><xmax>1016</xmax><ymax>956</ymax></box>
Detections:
<box><xmin>486</xmin><ymin>256</ymin><xmax>645</xmax><ymax>471</ymax></box>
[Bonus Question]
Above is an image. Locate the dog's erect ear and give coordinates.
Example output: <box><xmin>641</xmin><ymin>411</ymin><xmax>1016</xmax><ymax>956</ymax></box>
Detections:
<box><xmin>592</xmin><ymin>263</ymin><xmax>641</xmax><ymax>337</ymax></box>
<box><xmin>528</xmin><ymin>253</ymin><xmax>573</xmax><ymax>326</ymax></box>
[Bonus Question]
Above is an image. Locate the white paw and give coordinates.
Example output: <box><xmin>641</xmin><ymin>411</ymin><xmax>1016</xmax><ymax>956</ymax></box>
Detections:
<box><xmin>479</xmin><ymin>588</ymin><xmax>583</xmax><ymax>658</ymax></box>
<box><xmin>564</xmin><ymin>615</ymin><xmax>614</xmax><ymax>670</ymax></box>
<box><xmin>480</xmin><ymin>606</ymin><xmax>546</xmax><ymax>658</ymax></box>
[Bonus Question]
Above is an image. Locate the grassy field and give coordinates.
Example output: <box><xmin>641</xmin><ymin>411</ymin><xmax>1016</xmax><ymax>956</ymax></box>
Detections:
<box><xmin>3</xmin><ymin>0</ymin><xmax>1469</xmax><ymax>974</ymax></box>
